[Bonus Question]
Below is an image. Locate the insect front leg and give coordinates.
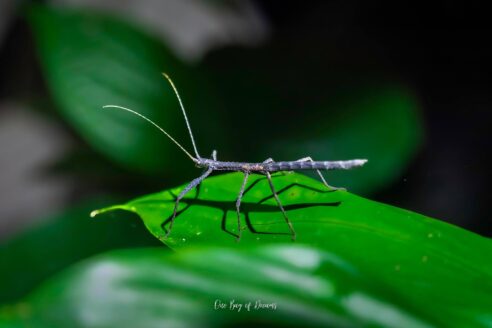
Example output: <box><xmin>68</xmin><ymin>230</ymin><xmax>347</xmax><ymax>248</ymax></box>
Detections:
<box><xmin>165</xmin><ymin>167</ymin><xmax>213</xmax><ymax>238</ymax></box>
<box><xmin>297</xmin><ymin>156</ymin><xmax>344</xmax><ymax>191</ymax></box>
<box><xmin>235</xmin><ymin>171</ymin><xmax>250</xmax><ymax>241</ymax></box>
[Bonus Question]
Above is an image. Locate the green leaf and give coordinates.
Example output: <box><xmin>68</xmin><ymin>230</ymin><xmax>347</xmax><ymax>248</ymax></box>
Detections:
<box><xmin>0</xmin><ymin>246</ymin><xmax>441</xmax><ymax>328</ymax></box>
<box><xmin>93</xmin><ymin>172</ymin><xmax>492</xmax><ymax>327</ymax></box>
<box><xmin>0</xmin><ymin>199</ymin><xmax>161</xmax><ymax>304</ymax></box>
<box><xmin>26</xmin><ymin>4</ymin><xmax>214</xmax><ymax>174</ymax></box>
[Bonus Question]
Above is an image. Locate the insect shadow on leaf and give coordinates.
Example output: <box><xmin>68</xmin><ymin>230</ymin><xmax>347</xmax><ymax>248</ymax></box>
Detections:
<box><xmin>161</xmin><ymin>174</ymin><xmax>341</xmax><ymax>239</ymax></box>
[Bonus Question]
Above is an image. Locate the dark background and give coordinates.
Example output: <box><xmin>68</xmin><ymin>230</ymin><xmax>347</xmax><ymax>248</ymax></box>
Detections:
<box><xmin>0</xmin><ymin>0</ymin><xmax>491</xmax><ymax>238</ymax></box>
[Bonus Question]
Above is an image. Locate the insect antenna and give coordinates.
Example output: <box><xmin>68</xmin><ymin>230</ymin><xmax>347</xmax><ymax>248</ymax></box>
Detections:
<box><xmin>102</xmin><ymin>105</ymin><xmax>197</xmax><ymax>162</ymax></box>
<box><xmin>162</xmin><ymin>73</ymin><xmax>201</xmax><ymax>159</ymax></box>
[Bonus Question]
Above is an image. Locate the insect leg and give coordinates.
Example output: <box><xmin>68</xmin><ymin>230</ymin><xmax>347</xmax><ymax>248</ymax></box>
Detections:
<box><xmin>297</xmin><ymin>156</ymin><xmax>344</xmax><ymax>191</ymax></box>
<box><xmin>235</xmin><ymin>171</ymin><xmax>250</xmax><ymax>241</ymax></box>
<box><xmin>165</xmin><ymin>167</ymin><xmax>213</xmax><ymax>238</ymax></box>
<box><xmin>265</xmin><ymin>171</ymin><xmax>296</xmax><ymax>241</ymax></box>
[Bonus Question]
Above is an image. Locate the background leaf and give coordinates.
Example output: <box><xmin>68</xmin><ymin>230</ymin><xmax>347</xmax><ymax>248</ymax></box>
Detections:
<box><xmin>0</xmin><ymin>246</ymin><xmax>440</xmax><ymax>328</ymax></box>
<box><xmin>263</xmin><ymin>85</ymin><xmax>422</xmax><ymax>194</ymax></box>
<box><xmin>26</xmin><ymin>4</ymin><xmax>220</xmax><ymax>175</ymax></box>
<box><xmin>94</xmin><ymin>172</ymin><xmax>492</xmax><ymax>327</ymax></box>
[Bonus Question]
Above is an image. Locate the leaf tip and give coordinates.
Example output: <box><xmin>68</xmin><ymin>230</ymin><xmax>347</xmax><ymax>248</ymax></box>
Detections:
<box><xmin>89</xmin><ymin>209</ymin><xmax>100</xmax><ymax>218</ymax></box>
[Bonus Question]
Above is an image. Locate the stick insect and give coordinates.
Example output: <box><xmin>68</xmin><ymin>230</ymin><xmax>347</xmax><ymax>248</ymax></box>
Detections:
<box><xmin>103</xmin><ymin>73</ymin><xmax>367</xmax><ymax>241</ymax></box>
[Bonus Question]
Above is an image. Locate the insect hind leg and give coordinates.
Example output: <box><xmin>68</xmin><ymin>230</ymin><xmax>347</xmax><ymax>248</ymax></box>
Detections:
<box><xmin>297</xmin><ymin>156</ymin><xmax>344</xmax><ymax>191</ymax></box>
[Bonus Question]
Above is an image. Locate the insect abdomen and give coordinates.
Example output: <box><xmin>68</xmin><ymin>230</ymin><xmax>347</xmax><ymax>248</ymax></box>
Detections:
<box><xmin>267</xmin><ymin>162</ymin><xmax>296</xmax><ymax>170</ymax></box>
<box><xmin>267</xmin><ymin>161</ymin><xmax>315</xmax><ymax>170</ymax></box>
<box><xmin>267</xmin><ymin>160</ymin><xmax>367</xmax><ymax>171</ymax></box>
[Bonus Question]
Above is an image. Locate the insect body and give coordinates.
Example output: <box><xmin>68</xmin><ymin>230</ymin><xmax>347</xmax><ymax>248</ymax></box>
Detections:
<box><xmin>103</xmin><ymin>74</ymin><xmax>367</xmax><ymax>241</ymax></box>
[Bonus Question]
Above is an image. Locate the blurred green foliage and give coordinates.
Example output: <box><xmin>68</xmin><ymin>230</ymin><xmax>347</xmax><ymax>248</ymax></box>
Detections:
<box><xmin>0</xmin><ymin>199</ymin><xmax>160</xmax><ymax>304</ymax></box>
<box><xmin>27</xmin><ymin>4</ymin><xmax>219</xmax><ymax>175</ymax></box>
<box><xmin>263</xmin><ymin>86</ymin><xmax>422</xmax><ymax>194</ymax></box>
<box><xmin>0</xmin><ymin>246</ymin><xmax>441</xmax><ymax>328</ymax></box>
